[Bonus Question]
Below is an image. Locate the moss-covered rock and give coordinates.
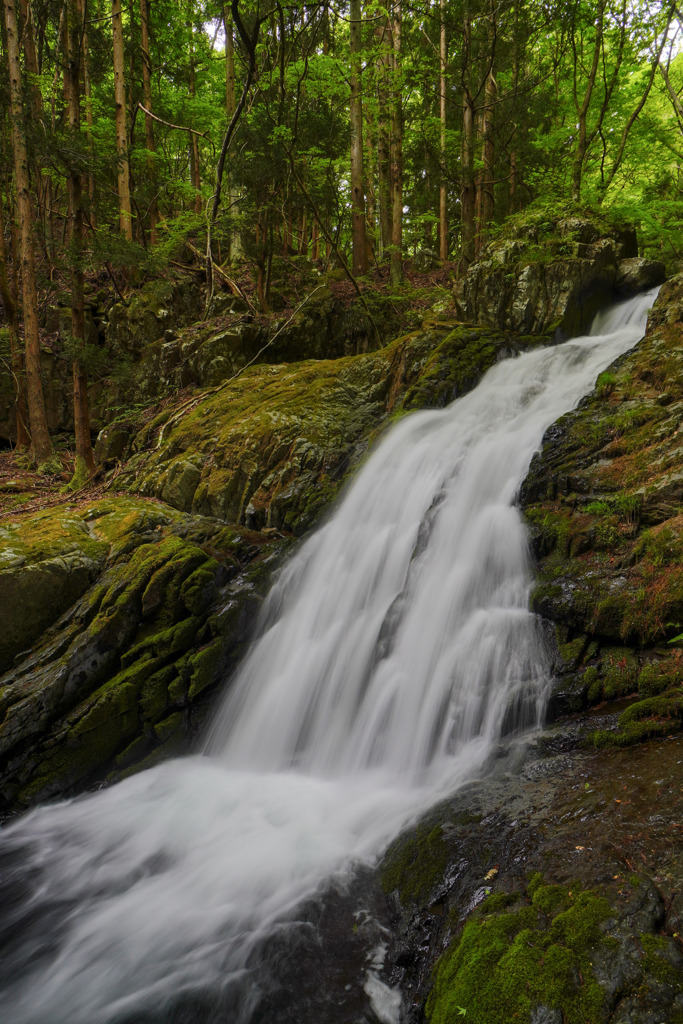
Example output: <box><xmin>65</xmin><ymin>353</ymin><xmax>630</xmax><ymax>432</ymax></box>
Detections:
<box><xmin>520</xmin><ymin>277</ymin><xmax>683</xmax><ymax>719</ymax></box>
<box><xmin>427</xmin><ymin>882</ymin><xmax>614</xmax><ymax>1024</ymax></box>
<box><xmin>0</xmin><ymin>496</ymin><xmax>289</xmax><ymax>810</ymax></box>
<box><xmin>0</xmin><ymin>510</ymin><xmax>109</xmax><ymax>672</ymax></box>
<box><xmin>116</xmin><ymin>322</ymin><xmax>546</xmax><ymax>534</ymax></box>
<box><xmin>380</xmin><ymin>734</ymin><xmax>683</xmax><ymax>1024</ymax></box>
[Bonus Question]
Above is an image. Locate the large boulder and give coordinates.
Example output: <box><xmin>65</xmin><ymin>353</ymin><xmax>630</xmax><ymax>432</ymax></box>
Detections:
<box><xmin>0</xmin><ymin>510</ymin><xmax>109</xmax><ymax>673</ymax></box>
<box><xmin>454</xmin><ymin>214</ymin><xmax>664</xmax><ymax>339</ymax></box>
<box><xmin>115</xmin><ymin>321</ymin><xmax>548</xmax><ymax>534</ymax></box>
<box><xmin>0</xmin><ymin>497</ymin><xmax>288</xmax><ymax>810</ymax></box>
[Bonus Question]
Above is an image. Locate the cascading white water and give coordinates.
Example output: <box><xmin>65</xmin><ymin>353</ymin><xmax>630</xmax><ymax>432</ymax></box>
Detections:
<box><xmin>0</xmin><ymin>288</ymin><xmax>658</xmax><ymax>1024</ymax></box>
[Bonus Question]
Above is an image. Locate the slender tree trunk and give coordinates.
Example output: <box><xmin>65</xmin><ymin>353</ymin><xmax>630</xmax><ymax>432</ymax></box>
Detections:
<box><xmin>188</xmin><ymin>11</ymin><xmax>202</xmax><ymax>216</ymax></box>
<box><xmin>18</xmin><ymin>0</ymin><xmax>52</xmax><ymax>261</ymax></box>
<box><xmin>66</xmin><ymin>0</ymin><xmax>95</xmax><ymax>483</ymax></box>
<box><xmin>112</xmin><ymin>0</ymin><xmax>132</xmax><ymax>239</ymax></box>
<box><xmin>299</xmin><ymin>208</ymin><xmax>308</xmax><ymax>254</ymax></box>
<box><xmin>475</xmin><ymin>68</ymin><xmax>496</xmax><ymax>256</ymax></box>
<box><xmin>81</xmin><ymin>13</ymin><xmax>97</xmax><ymax>227</ymax></box>
<box><xmin>376</xmin><ymin>17</ymin><xmax>391</xmax><ymax>260</ymax></box>
<box><xmin>349</xmin><ymin>0</ymin><xmax>367</xmax><ymax>275</ymax></box>
<box><xmin>0</xmin><ymin>189</ymin><xmax>30</xmax><ymax>447</ymax></box>
<box><xmin>439</xmin><ymin>0</ymin><xmax>448</xmax><ymax>259</ymax></box>
<box><xmin>222</xmin><ymin>4</ymin><xmax>240</xmax><ymax>257</ymax></box>
<box><xmin>389</xmin><ymin>1</ymin><xmax>402</xmax><ymax>286</ymax></box>
<box><xmin>47</xmin><ymin>6</ymin><xmax>67</xmax><ymax>253</ymax></box>
<box><xmin>460</xmin><ymin>4</ymin><xmax>475</xmax><ymax>273</ymax></box>
<box><xmin>4</xmin><ymin>0</ymin><xmax>52</xmax><ymax>463</ymax></box>
<box><xmin>140</xmin><ymin>0</ymin><xmax>158</xmax><ymax>241</ymax></box>
<box><xmin>572</xmin><ymin>1</ymin><xmax>604</xmax><ymax>202</ymax></box>
<box><xmin>365</xmin><ymin>100</ymin><xmax>377</xmax><ymax>263</ymax></box>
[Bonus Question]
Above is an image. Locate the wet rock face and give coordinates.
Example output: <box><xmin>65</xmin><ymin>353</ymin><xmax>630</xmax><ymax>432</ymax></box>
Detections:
<box><xmin>0</xmin><ymin>498</ymin><xmax>289</xmax><ymax>811</ymax></box>
<box><xmin>454</xmin><ymin>215</ymin><xmax>664</xmax><ymax>339</ymax></box>
<box><xmin>519</xmin><ymin>276</ymin><xmax>683</xmax><ymax>731</ymax></box>
<box><xmin>379</xmin><ymin>735</ymin><xmax>683</xmax><ymax>1024</ymax></box>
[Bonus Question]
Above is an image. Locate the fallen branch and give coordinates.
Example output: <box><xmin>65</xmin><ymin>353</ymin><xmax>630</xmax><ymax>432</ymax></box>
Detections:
<box><xmin>188</xmin><ymin>242</ymin><xmax>258</xmax><ymax>316</ymax></box>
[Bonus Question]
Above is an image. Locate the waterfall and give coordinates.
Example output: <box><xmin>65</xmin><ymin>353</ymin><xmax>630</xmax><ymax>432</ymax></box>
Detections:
<box><xmin>0</xmin><ymin>289</ymin><xmax>658</xmax><ymax>1024</ymax></box>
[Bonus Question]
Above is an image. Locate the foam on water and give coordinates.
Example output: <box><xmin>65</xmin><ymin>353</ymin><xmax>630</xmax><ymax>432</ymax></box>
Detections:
<box><xmin>0</xmin><ymin>289</ymin><xmax>658</xmax><ymax>1023</ymax></box>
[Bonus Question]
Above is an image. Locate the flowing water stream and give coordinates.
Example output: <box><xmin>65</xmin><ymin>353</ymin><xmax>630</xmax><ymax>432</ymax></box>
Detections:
<box><xmin>0</xmin><ymin>289</ymin><xmax>658</xmax><ymax>1023</ymax></box>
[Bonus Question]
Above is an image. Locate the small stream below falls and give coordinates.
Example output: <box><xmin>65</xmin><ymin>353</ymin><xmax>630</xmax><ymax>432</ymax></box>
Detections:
<box><xmin>0</xmin><ymin>288</ymin><xmax>659</xmax><ymax>1024</ymax></box>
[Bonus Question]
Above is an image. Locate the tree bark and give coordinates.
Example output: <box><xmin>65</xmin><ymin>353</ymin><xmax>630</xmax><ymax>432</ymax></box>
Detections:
<box><xmin>439</xmin><ymin>0</ymin><xmax>448</xmax><ymax>259</ymax></box>
<box><xmin>460</xmin><ymin>4</ymin><xmax>475</xmax><ymax>272</ymax></box>
<box><xmin>376</xmin><ymin>17</ymin><xmax>391</xmax><ymax>260</ymax></box>
<box><xmin>188</xmin><ymin>10</ymin><xmax>202</xmax><ymax>216</ymax></box>
<box><xmin>66</xmin><ymin>0</ymin><xmax>95</xmax><ymax>483</ymax></box>
<box><xmin>475</xmin><ymin>68</ymin><xmax>496</xmax><ymax>256</ymax></box>
<box><xmin>18</xmin><ymin>0</ymin><xmax>52</xmax><ymax>259</ymax></box>
<box><xmin>82</xmin><ymin>11</ymin><xmax>97</xmax><ymax>227</ymax></box>
<box><xmin>571</xmin><ymin>1</ymin><xmax>604</xmax><ymax>202</ymax></box>
<box><xmin>140</xmin><ymin>0</ymin><xmax>158</xmax><ymax>241</ymax></box>
<box><xmin>389</xmin><ymin>0</ymin><xmax>402</xmax><ymax>286</ymax></box>
<box><xmin>112</xmin><ymin>0</ymin><xmax>132</xmax><ymax>239</ymax></box>
<box><xmin>349</xmin><ymin>0</ymin><xmax>367</xmax><ymax>275</ymax></box>
<box><xmin>0</xmin><ymin>188</ymin><xmax>30</xmax><ymax>448</ymax></box>
<box><xmin>3</xmin><ymin>0</ymin><xmax>52</xmax><ymax>463</ymax></box>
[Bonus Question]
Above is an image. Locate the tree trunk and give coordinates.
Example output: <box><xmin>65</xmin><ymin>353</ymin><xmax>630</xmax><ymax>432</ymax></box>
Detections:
<box><xmin>112</xmin><ymin>0</ymin><xmax>132</xmax><ymax>239</ymax></box>
<box><xmin>460</xmin><ymin>4</ymin><xmax>475</xmax><ymax>273</ymax></box>
<box><xmin>18</xmin><ymin>0</ymin><xmax>52</xmax><ymax>261</ymax></box>
<box><xmin>3</xmin><ymin>0</ymin><xmax>52</xmax><ymax>463</ymax></box>
<box><xmin>140</xmin><ymin>0</ymin><xmax>158</xmax><ymax>241</ymax></box>
<box><xmin>365</xmin><ymin>100</ymin><xmax>377</xmax><ymax>263</ymax></box>
<box><xmin>439</xmin><ymin>0</ymin><xmax>448</xmax><ymax>260</ymax></box>
<box><xmin>376</xmin><ymin>17</ymin><xmax>391</xmax><ymax>260</ymax></box>
<box><xmin>475</xmin><ymin>68</ymin><xmax>496</xmax><ymax>256</ymax></box>
<box><xmin>66</xmin><ymin>0</ymin><xmax>95</xmax><ymax>483</ymax></box>
<box><xmin>389</xmin><ymin>0</ymin><xmax>402</xmax><ymax>286</ymax></box>
<box><xmin>349</xmin><ymin>0</ymin><xmax>367</xmax><ymax>275</ymax></box>
<box><xmin>0</xmin><ymin>189</ymin><xmax>30</xmax><ymax>448</ymax></box>
<box><xmin>188</xmin><ymin>11</ymin><xmax>202</xmax><ymax>216</ymax></box>
<box><xmin>572</xmin><ymin>1</ymin><xmax>604</xmax><ymax>202</ymax></box>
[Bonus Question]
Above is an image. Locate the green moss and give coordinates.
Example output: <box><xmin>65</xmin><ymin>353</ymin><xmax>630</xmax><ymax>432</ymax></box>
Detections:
<box><xmin>427</xmin><ymin>882</ymin><xmax>613</xmax><ymax>1024</ymax></box>
<box><xmin>634</xmin><ymin>526</ymin><xmax>683</xmax><ymax>568</ymax></box>
<box><xmin>556</xmin><ymin>629</ymin><xmax>587</xmax><ymax>670</ymax></box>
<box><xmin>618</xmin><ymin>689</ymin><xmax>683</xmax><ymax>728</ymax></box>
<box><xmin>187</xmin><ymin>639</ymin><xmax>224</xmax><ymax>701</ymax></box>
<box><xmin>180</xmin><ymin>562</ymin><xmax>219</xmax><ymax>616</ymax></box>
<box><xmin>595</xmin><ymin>371</ymin><xmax>617</xmax><ymax>398</ymax></box>
<box><xmin>639</xmin><ymin>934</ymin><xmax>683</xmax><ymax>988</ymax></box>
<box><xmin>638</xmin><ymin>659</ymin><xmax>681</xmax><ymax>698</ymax></box>
<box><xmin>480</xmin><ymin>892</ymin><xmax>521</xmax><ymax>914</ymax></box>
<box><xmin>381</xmin><ymin>822</ymin><xmax>450</xmax><ymax>906</ymax></box>
<box><xmin>588</xmin><ymin>686</ymin><xmax>683</xmax><ymax>747</ymax></box>
<box><xmin>139</xmin><ymin>664</ymin><xmax>177</xmax><ymax>720</ymax></box>
<box><xmin>123</xmin><ymin>615</ymin><xmax>201</xmax><ymax>669</ymax></box>
<box><xmin>600</xmin><ymin>647</ymin><xmax>639</xmax><ymax>700</ymax></box>
<box><xmin>153</xmin><ymin>711</ymin><xmax>185</xmax><ymax>743</ymax></box>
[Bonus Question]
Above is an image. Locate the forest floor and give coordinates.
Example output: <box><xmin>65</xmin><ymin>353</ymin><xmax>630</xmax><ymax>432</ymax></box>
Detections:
<box><xmin>0</xmin><ymin>449</ymin><xmax>119</xmax><ymax>520</ymax></box>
